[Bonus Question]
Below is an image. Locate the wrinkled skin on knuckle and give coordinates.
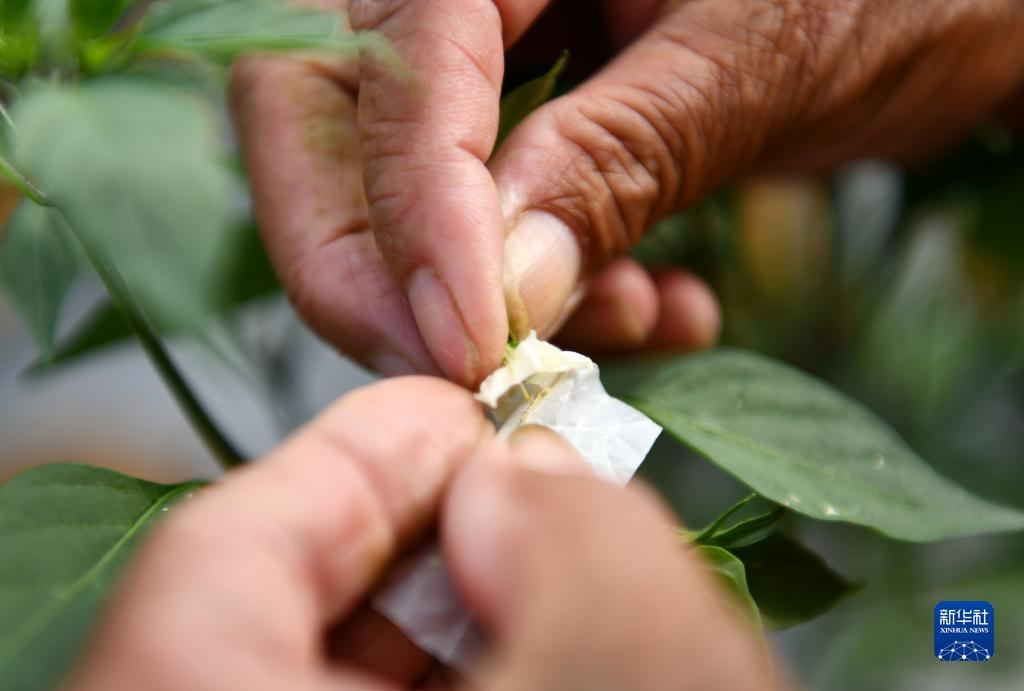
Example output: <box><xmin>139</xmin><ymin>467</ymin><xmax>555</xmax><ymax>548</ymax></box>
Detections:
<box><xmin>545</xmin><ymin>105</ymin><xmax>658</xmax><ymax>269</ymax></box>
<box><xmin>656</xmin><ymin>0</ymin><xmax>1024</xmax><ymax>172</ymax></box>
<box><xmin>517</xmin><ymin>2</ymin><xmax>814</xmax><ymax>274</ymax></box>
<box><xmin>655</xmin><ymin>0</ymin><xmax>834</xmax><ymax>160</ymax></box>
<box><xmin>728</xmin><ymin>0</ymin><xmax>1024</xmax><ymax>167</ymax></box>
<box><xmin>525</xmin><ymin>89</ymin><xmax>693</xmax><ymax>274</ymax></box>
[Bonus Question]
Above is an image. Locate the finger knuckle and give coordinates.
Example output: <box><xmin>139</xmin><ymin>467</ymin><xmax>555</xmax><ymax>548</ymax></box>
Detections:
<box><xmin>303</xmin><ymin>429</ymin><xmax>400</xmax><ymax>555</ymax></box>
<box><xmin>349</xmin><ymin>0</ymin><xmax>408</xmax><ymax>31</ymax></box>
<box><xmin>658</xmin><ymin>0</ymin><xmax>868</xmax><ymax>157</ymax></box>
<box><xmin>531</xmin><ymin>93</ymin><xmax>687</xmax><ymax>270</ymax></box>
<box><xmin>310</xmin><ymin>378</ymin><xmax>486</xmax><ymax>514</ymax></box>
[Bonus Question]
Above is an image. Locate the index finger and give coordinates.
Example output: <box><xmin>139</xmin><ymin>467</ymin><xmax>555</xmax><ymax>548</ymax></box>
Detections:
<box><xmin>349</xmin><ymin>0</ymin><xmax>547</xmax><ymax>385</ymax></box>
<box><xmin>444</xmin><ymin>430</ymin><xmax>777</xmax><ymax>690</ymax></box>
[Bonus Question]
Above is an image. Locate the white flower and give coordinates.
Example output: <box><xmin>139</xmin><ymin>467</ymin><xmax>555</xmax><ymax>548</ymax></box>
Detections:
<box><xmin>476</xmin><ymin>330</ymin><xmax>661</xmax><ymax>487</ymax></box>
<box><xmin>475</xmin><ymin>330</ymin><xmax>592</xmax><ymax>407</ymax></box>
<box><xmin>376</xmin><ymin>333</ymin><xmax>662</xmax><ymax>673</ymax></box>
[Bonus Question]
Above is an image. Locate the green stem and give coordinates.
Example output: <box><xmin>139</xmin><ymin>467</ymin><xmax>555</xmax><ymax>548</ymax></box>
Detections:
<box><xmin>705</xmin><ymin>506</ymin><xmax>785</xmax><ymax>548</ymax></box>
<box><xmin>3</xmin><ymin>141</ymin><xmax>242</xmax><ymax>469</ymax></box>
<box><xmin>695</xmin><ymin>492</ymin><xmax>757</xmax><ymax>544</ymax></box>
<box><xmin>0</xmin><ymin>100</ymin><xmax>17</xmax><ymax>133</ymax></box>
<box><xmin>0</xmin><ymin>152</ymin><xmax>48</xmax><ymax>206</ymax></box>
<box><xmin>53</xmin><ymin>207</ymin><xmax>245</xmax><ymax>469</ymax></box>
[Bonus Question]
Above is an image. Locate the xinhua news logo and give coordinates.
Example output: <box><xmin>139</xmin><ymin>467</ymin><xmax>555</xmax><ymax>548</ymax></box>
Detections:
<box><xmin>934</xmin><ymin>601</ymin><xmax>994</xmax><ymax>662</ymax></box>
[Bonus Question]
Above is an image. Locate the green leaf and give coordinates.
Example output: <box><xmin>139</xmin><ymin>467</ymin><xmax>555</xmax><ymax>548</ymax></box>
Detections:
<box><xmin>603</xmin><ymin>349</ymin><xmax>1024</xmax><ymax>541</ymax></box>
<box><xmin>7</xmin><ymin>80</ymin><xmax>245</xmax><ymax>466</ymax></box>
<box><xmin>496</xmin><ymin>51</ymin><xmax>568</xmax><ymax>147</ymax></box>
<box><xmin>30</xmin><ymin>300</ymin><xmax>126</xmax><ymax>369</ymax></box>
<box><xmin>34</xmin><ymin>223</ymin><xmax>282</xmax><ymax>371</ymax></box>
<box><xmin>0</xmin><ymin>29</ymin><xmax>38</xmax><ymax>80</ymax></box>
<box><xmin>135</xmin><ymin>0</ymin><xmax>364</xmax><ymax>61</ymax></box>
<box><xmin>207</xmin><ymin>221</ymin><xmax>282</xmax><ymax>308</ymax></box>
<box><xmin>69</xmin><ymin>0</ymin><xmax>133</xmax><ymax>38</ymax></box>
<box><xmin>0</xmin><ymin>202</ymin><xmax>79</xmax><ymax>359</ymax></box>
<box><xmin>696</xmin><ymin>545</ymin><xmax>762</xmax><ymax>631</ymax></box>
<box><xmin>730</xmin><ymin>533</ymin><xmax>859</xmax><ymax>628</ymax></box>
<box><xmin>10</xmin><ymin>78</ymin><xmax>234</xmax><ymax>332</ymax></box>
<box><xmin>0</xmin><ymin>463</ymin><xmax>204</xmax><ymax>691</ymax></box>
<box><xmin>0</xmin><ymin>0</ymin><xmax>31</xmax><ymax>27</ymax></box>
<box><xmin>70</xmin><ymin>231</ymin><xmax>245</xmax><ymax>467</ymax></box>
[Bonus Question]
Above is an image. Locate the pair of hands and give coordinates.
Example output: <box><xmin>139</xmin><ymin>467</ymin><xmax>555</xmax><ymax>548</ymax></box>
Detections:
<box><xmin>63</xmin><ymin>378</ymin><xmax>775</xmax><ymax>690</ymax></box>
<box><xmin>231</xmin><ymin>0</ymin><xmax>1024</xmax><ymax>386</ymax></box>
<box><xmin>63</xmin><ymin>1</ymin><xmax>1024</xmax><ymax>688</ymax></box>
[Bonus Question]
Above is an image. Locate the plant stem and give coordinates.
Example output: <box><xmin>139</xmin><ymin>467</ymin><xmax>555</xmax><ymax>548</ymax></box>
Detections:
<box><xmin>0</xmin><ymin>101</ymin><xmax>17</xmax><ymax>133</ymax></box>
<box><xmin>695</xmin><ymin>492</ymin><xmax>757</xmax><ymax>544</ymax></box>
<box><xmin>0</xmin><ymin>152</ymin><xmax>48</xmax><ymax>206</ymax></box>
<box><xmin>3</xmin><ymin>147</ymin><xmax>242</xmax><ymax>468</ymax></box>
<box><xmin>4</xmin><ymin>135</ymin><xmax>243</xmax><ymax>470</ymax></box>
<box><xmin>53</xmin><ymin>206</ymin><xmax>245</xmax><ymax>470</ymax></box>
<box><xmin>705</xmin><ymin>506</ymin><xmax>786</xmax><ymax>548</ymax></box>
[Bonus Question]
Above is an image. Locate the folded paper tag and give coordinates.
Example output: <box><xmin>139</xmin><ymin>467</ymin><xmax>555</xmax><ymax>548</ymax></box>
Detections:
<box><xmin>373</xmin><ymin>332</ymin><xmax>662</xmax><ymax>672</ymax></box>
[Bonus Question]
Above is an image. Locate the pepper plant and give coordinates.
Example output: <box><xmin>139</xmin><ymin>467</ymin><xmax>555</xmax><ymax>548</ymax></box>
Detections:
<box><xmin>1</xmin><ymin>2</ymin><xmax>1022</xmax><ymax>690</ymax></box>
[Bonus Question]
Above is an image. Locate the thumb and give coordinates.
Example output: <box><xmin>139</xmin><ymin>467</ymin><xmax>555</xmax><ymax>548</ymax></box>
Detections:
<box><xmin>442</xmin><ymin>427</ymin><xmax>774</xmax><ymax>690</ymax></box>
<box><xmin>491</xmin><ymin>3</ymin><xmax>783</xmax><ymax>338</ymax></box>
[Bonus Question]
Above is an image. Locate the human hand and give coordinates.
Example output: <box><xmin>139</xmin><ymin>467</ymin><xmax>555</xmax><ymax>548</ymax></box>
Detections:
<box><xmin>231</xmin><ymin>0</ymin><xmax>1024</xmax><ymax>386</ymax></box>
<box><xmin>62</xmin><ymin>377</ymin><xmax>777</xmax><ymax>690</ymax></box>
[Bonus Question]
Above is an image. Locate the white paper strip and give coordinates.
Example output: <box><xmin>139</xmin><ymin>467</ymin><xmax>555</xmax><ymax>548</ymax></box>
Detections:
<box><xmin>374</xmin><ymin>332</ymin><xmax>662</xmax><ymax>672</ymax></box>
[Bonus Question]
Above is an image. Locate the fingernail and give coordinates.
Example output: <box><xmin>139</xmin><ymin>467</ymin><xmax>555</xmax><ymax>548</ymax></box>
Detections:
<box><xmin>503</xmin><ymin>211</ymin><xmax>582</xmax><ymax>339</ymax></box>
<box><xmin>507</xmin><ymin>425</ymin><xmax>592</xmax><ymax>476</ymax></box>
<box><xmin>407</xmin><ymin>268</ymin><xmax>478</xmax><ymax>385</ymax></box>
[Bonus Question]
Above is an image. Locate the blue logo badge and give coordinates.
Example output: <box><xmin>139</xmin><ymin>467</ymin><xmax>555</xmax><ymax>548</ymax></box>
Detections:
<box><xmin>934</xmin><ymin>601</ymin><xmax>994</xmax><ymax>662</ymax></box>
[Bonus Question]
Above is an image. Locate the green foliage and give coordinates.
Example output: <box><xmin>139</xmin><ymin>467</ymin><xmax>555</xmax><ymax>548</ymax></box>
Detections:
<box><xmin>693</xmin><ymin>492</ymin><xmax>786</xmax><ymax>546</ymax></box>
<box><xmin>69</xmin><ymin>0</ymin><xmax>134</xmax><ymax>39</ymax></box>
<box><xmin>84</xmin><ymin>233</ymin><xmax>245</xmax><ymax>466</ymax></box>
<box><xmin>10</xmin><ymin>78</ymin><xmax>233</xmax><ymax>330</ymax></box>
<box><xmin>0</xmin><ymin>202</ymin><xmax>79</xmax><ymax>359</ymax></box>
<box><xmin>496</xmin><ymin>51</ymin><xmax>568</xmax><ymax>147</ymax></box>
<box><xmin>603</xmin><ymin>349</ymin><xmax>1024</xmax><ymax>541</ymax></box>
<box><xmin>0</xmin><ymin>0</ymin><xmax>32</xmax><ymax>28</ymax></box>
<box><xmin>696</xmin><ymin>545</ymin><xmax>762</xmax><ymax>631</ymax></box>
<box><xmin>135</xmin><ymin>0</ymin><xmax>360</xmax><ymax>61</ymax></box>
<box><xmin>691</xmin><ymin>494</ymin><xmax>852</xmax><ymax>628</ymax></box>
<box><xmin>730</xmin><ymin>533</ymin><xmax>858</xmax><ymax>629</ymax></box>
<box><xmin>35</xmin><ymin>224</ymin><xmax>281</xmax><ymax>370</ymax></box>
<box><xmin>0</xmin><ymin>30</ymin><xmax>38</xmax><ymax>79</ymax></box>
<box><xmin>0</xmin><ymin>0</ymin><xmax>37</xmax><ymax>78</ymax></box>
<box><xmin>0</xmin><ymin>464</ymin><xmax>203</xmax><ymax>691</ymax></box>
<box><xmin>702</xmin><ymin>506</ymin><xmax>786</xmax><ymax>549</ymax></box>
<box><xmin>35</xmin><ymin>301</ymin><xmax>126</xmax><ymax>368</ymax></box>
<box><xmin>0</xmin><ymin>4</ymin><xmax>1020</xmax><ymax>688</ymax></box>
<box><xmin>4</xmin><ymin>80</ymin><xmax>246</xmax><ymax>466</ymax></box>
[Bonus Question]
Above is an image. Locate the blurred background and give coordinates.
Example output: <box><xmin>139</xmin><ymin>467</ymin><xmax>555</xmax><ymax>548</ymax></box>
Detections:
<box><xmin>3</xmin><ymin>7</ymin><xmax>1024</xmax><ymax>688</ymax></box>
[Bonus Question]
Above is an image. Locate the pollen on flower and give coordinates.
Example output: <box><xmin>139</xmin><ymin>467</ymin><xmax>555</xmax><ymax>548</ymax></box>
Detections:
<box><xmin>476</xmin><ymin>331</ymin><xmax>591</xmax><ymax>409</ymax></box>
